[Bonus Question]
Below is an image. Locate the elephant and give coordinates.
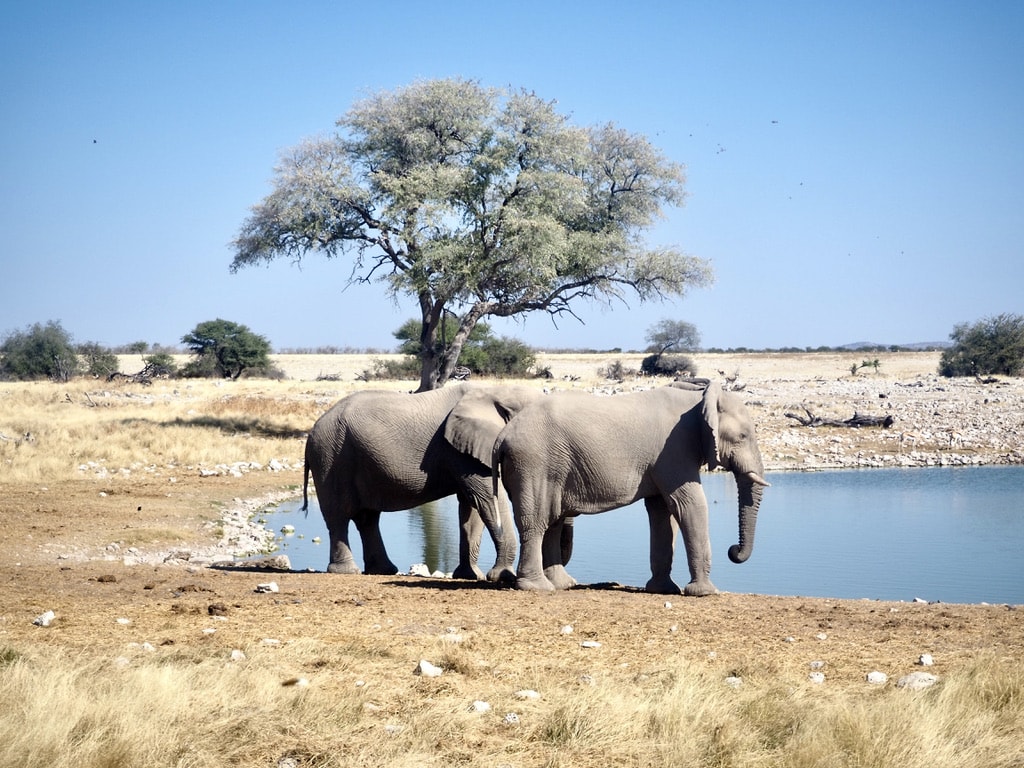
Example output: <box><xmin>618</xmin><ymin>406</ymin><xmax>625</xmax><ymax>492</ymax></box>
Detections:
<box><xmin>493</xmin><ymin>383</ymin><xmax>769</xmax><ymax>594</ymax></box>
<box><xmin>302</xmin><ymin>383</ymin><xmax>544</xmax><ymax>581</ymax></box>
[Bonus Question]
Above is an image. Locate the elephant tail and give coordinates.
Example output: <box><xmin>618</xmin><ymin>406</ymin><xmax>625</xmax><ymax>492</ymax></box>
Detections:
<box><xmin>491</xmin><ymin>438</ymin><xmax>506</xmax><ymax>498</ymax></box>
<box><xmin>301</xmin><ymin>460</ymin><xmax>310</xmax><ymax>514</ymax></box>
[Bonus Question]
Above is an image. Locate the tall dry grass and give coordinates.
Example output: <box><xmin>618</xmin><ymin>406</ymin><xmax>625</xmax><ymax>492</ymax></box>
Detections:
<box><xmin>0</xmin><ymin>643</ymin><xmax>1019</xmax><ymax>768</ymax></box>
<box><xmin>0</xmin><ymin>379</ymin><xmax>332</xmax><ymax>484</ymax></box>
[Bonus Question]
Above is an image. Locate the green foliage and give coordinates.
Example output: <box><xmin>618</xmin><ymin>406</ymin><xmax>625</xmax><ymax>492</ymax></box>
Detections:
<box><xmin>645</xmin><ymin>319</ymin><xmax>701</xmax><ymax>354</ymax></box>
<box><xmin>388</xmin><ymin>319</ymin><xmax>536</xmax><ymax>378</ymax></box>
<box><xmin>939</xmin><ymin>313</ymin><xmax>1024</xmax><ymax>377</ymax></box>
<box><xmin>0</xmin><ymin>320</ymin><xmax>80</xmax><ymax>381</ymax></box>
<box><xmin>181</xmin><ymin>319</ymin><xmax>274</xmax><ymax>380</ymax></box>
<box><xmin>77</xmin><ymin>342</ymin><xmax>120</xmax><ymax>378</ymax></box>
<box><xmin>641</xmin><ymin>353</ymin><xmax>697</xmax><ymax>377</ymax></box>
<box><xmin>232</xmin><ymin>78</ymin><xmax>712</xmax><ymax>389</ymax></box>
<box><xmin>850</xmin><ymin>359</ymin><xmax>880</xmax><ymax>375</ymax></box>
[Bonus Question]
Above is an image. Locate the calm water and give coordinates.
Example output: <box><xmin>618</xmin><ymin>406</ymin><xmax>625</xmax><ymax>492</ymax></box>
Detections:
<box><xmin>256</xmin><ymin>466</ymin><xmax>1024</xmax><ymax>604</ymax></box>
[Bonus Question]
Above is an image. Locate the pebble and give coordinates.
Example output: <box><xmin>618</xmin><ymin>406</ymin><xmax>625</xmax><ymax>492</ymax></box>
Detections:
<box><xmin>898</xmin><ymin>672</ymin><xmax>939</xmax><ymax>690</ymax></box>
<box><xmin>414</xmin><ymin>659</ymin><xmax>443</xmax><ymax>677</ymax></box>
<box><xmin>918</xmin><ymin>653</ymin><xmax>934</xmax><ymax>666</ymax></box>
<box><xmin>33</xmin><ymin>610</ymin><xmax>55</xmax><ymax>627</ymax></box>
<box><xmin>470</xmin><ymin>700</ymin><xmax>491</xmax><ymax>712</ymax></box>
<box><xmin>255</xmin><ymin>582</ymin><xmax>279</xmax><ymax>593</ymax></box>
<box><xmin>560</xmin><ymin>624</ymin><xmax>574</xmax><ymax>635</ymax></box>
<box><xmin>724</xmin><ymin>676</ymin><xmax>743</xmax><ymax>689</ymax></box>
<box><xmin>808</xmin><ymin>672</ymin><xmax>826</xmax><ymax>684</ymax></box>
<box><xmin>230</xmin><ymin>650</ymin><xmax>246</xmax><ymax>662</ymax></box>
<box><xmin>580</xmin><ymin>640</ymin><xmax>602</xmax><ymax>649</ymax></box>
<box><xmin>515</xmin><ymin>690</ymin><xmax>541</xmax><ymax>700</ymax></box>
<box><xmin>866</xmin><ymin>671</ymin><xmax>888</xmax><ymax>685</ymax></box>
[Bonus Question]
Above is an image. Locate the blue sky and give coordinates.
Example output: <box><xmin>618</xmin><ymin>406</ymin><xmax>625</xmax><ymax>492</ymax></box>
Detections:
<box><xmin>3</xmin><ymin>1</ymin><xmax>1021</xmax><ymax>352</ymax></box>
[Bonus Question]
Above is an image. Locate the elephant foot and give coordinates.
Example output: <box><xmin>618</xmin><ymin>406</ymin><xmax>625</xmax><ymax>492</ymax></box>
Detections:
<box><xmin>363</xmin><ymin>559</ymin><xmax>400</xmax><ymax>576</ymax></box>
<box><xmin>326</xmin><ymin>561</ymin><xmax>361</xmax><ymax>575</ymax></box>
<box><xmin>452</xmin><ymin>563</ymin><xmax>486</xmax><ymax>581</ymax></box>
<box><xmin>486</xmin><ymin>565</ymin><xmax>517</xmax><ymax>585</ymax></box>
<box><xmin>515</xmin><ymin>572</ymin><xmax>556</xmax><ymax>591</ymax></box>
<box><xmin>645</xmin><ymin>576</ymin><xmax>682</xmax><ymax>595</ymax></box>
<box><xmin>544</xmin><ymin>565</ymin><xmax>577</xmax><ymax>591</ymax></box>
<box><xmin>683</xmin><ymin>579</ymin><xmax>719</xmax><ymax>597</ymax></box>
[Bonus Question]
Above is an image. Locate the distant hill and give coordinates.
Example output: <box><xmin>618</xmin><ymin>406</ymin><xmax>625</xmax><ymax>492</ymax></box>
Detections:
<box><xmin>839</xmin><ymin>341</ymin><xmax>951</xmax><ymax>351</ymax></box>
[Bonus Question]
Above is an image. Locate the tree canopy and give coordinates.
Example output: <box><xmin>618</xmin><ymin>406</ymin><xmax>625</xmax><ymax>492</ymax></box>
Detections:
<box><xmin>232</xmin><ymin>78</ymin><xmax>712</xmax><ymax>390</ymax></box>
<box><xmin>0</xmin><ymin>320</ymin><xmax>79</xmax><ymax>381</ymax></box>
<box><xmin>939</xmin><ymin>313</ymin><xmax>1024</xmax><ymax>377</ymax></box>
<box><xmin>181</xmin><ymin>319</ymin><xmax>272</xmax><ymax>379</ymax></box>
<box><xmin>644</xmin><ymin>319</ymin><xmax>701</xmax><ymax>354</ymax></box>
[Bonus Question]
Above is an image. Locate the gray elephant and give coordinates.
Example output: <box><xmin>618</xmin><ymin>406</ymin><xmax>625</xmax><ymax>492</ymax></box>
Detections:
<box><xmin>493</xmin><ymin>383</ymin><xmax>769</xmax><ymax>594</ymax></box>
<box><xmin>302</xmin><ymin>383</ymin><xmax>543</xmax><ymax>581</ymax></box>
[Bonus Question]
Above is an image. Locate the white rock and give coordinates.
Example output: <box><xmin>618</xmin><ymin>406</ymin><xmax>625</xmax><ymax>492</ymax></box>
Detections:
<box><xmin>809</xmin><ymin>660</ymin><xmax>826</xmax><ymax>670</ymax></box>
<box><xmin>809</xmin><ymin>672</ymin><xmax>826</xmax><ymax>684</ymax></box>
<box><xmin>898</xmin><ymin>672</ymin><xmax>939</xmax><ymax>690</ymax></box>
<box><xmin>664</xmin><ymin>601</ymin><xmax>673</xmax><ymax>609</ymax></box>
<box><xmin>560</xmin><ymin>624</ymin><xmax>574</xmax><ymax>635</ymax></box>
<box><xmin>866</xmin><ymin>671</ymin><xmax>888</xmax><ymax>685</ymax></box>
<box><xmin>470</xmin><ymin>700</ymin><xmax>492</xmax><ymax>712</ymax></box>
<box><xmin>230</xmin><ymin>650</ymin><xmax>246</xmax><ymax>661</ymax></box>
<box><xmin>815</xmin><ymin>632</ymin><xmax>828</xmax><ymax>641</ymax></box>
<box><xmin>33</xmin><ymin>610</ymin><xmax>55</xmax><ymax>627</ymax></box>
<box><xmin>580</xmin><ymin>640</ymin><xmax>602</xmax><ymax>649</ymax></box>
<box><xmin>724</xmin><ymin>676</ymin><xmax>743</xmax><ymax>689</ymax></box>
<box><xmin>255</xmin><ymin>581</ymin><xmax>279</xmax><ymax>593</ymax></box>
<box><xmin>262</xmin><ymin>638</ymin><xmax>281</xmax><ymax>645</ymax></box>
<box><xmin>502</xmin><ymin>712</ymin><xmax>520</xmax><ymax>725</ymax></box>
<box><xmin>917</xmin><ymin>653</ymin><xmax>934</xmax><ymax>666</ymax></box>
<box><xmin>414</xmin><ymin>659</ymin><xmax>443</xmax><ymax>677</ymax></box>
<box><xmin>408</xmin><ymin>563</ymin><xmax>431</xmax><ymax>577</ymax></box>
<box><xmin>280</xmin><ymin>524</ymin><xmax>295</xmax><ymax>535</ymax></box>
<box><xmin>515</xmin><ymin>689</ymin><xmax>541</xmax><ymax>700</ymax></box>
<box><xmin>116</xmin><ymin>617</ymin><xmax>131</xmax><ymax>625</ymax></box>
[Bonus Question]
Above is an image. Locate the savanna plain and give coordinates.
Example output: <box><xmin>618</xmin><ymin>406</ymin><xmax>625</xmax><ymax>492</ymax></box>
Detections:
<box><xmin>1</xmin><ymin>351</ymin><xmax>1022</xmax><ymax>768</ymax></box>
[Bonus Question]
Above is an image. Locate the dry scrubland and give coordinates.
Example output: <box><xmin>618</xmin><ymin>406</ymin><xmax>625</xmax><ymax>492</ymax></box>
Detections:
<box><xmin>1</xmin><ymin>352</ymin><xmax>1022</xmax><ymax>768</ymax></box>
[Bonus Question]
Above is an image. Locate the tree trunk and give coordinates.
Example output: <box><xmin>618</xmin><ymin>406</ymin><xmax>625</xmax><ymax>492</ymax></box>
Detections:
<box><xmin>785</xmin><ymin>406</ymin><xmax>894</xmax><ymax>429</ymax></box>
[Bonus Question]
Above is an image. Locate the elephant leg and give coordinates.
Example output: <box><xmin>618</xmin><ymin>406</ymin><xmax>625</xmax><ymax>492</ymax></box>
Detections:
<box><xmin>453</xmin><ymin>500</ymin><xmax>486</xmax><ymax>581</ymax></box>
<box><xmin>560</xmin><ymin>515</ymin><xmax>575</xmax><ymax>566</ymax></box>
<box><xmin>483</xmin><ymin>483</ymin><xmax>518</xmax><ymax>583</ymax></box>
<box><xmin>644</xmin><ymin>496</ymin><xmax>682</xmax><ymax>595</ymax></box>
<box><xmin>353</xmin><ymin>509</ymin><xmax>399</xmax><ymax>575</ymax></box>
<box><xmin>673</xmin><ymin>484</ymin><xmax>718</xmax><ymax>597</ymax></box>
<box><xmin>325</xmin><ymin>514</ymin><xmax>361</xmax><ymax>574</ymax></box>
<box><xmin>542</xmin><ymin>517</ymin><xmax>577</xmax><ymax>590</ymax></box>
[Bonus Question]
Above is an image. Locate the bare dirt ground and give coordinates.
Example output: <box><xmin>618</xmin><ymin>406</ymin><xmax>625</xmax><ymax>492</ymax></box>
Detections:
<box><xmin>2</xmin><ymin>352</ymin><xmax>1022</xmax><ymax>702</ymax></box>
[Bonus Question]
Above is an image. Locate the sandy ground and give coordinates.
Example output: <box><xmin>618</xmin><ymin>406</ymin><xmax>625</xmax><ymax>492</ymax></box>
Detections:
<box><xmin>1</xmin><ymin>352</ymin><xmax>1022</xmax><ymax>699</ymax></box>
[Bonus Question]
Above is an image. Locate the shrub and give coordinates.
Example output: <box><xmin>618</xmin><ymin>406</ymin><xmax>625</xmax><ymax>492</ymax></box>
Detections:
<box><xmin>641</xmin><ymin>353</ymin><xmax>697</xmax><ymax>377</ymax></box>
<box><xmin>0</xmin><ymin>320</ymin><xmax>80</xmax><ymax>381</ymax></box>
<box><xmin>390</xmin><ymin>319</ymin><xmax>536</xmax><ymax>379</ymax></box>
<box><xmin>181</xmin><ymin>319</ymin><xmax>274</xmax><ymax>379</ymax></box>
<box><xmin>939</xmin><ymin>313</ymin><xmax>1024</xmax><ymax>377</ymax></box>
<box><xmin>78</xmin><ymin>342</ymin><xmax>120</xmax><ymax>378</ymax></box>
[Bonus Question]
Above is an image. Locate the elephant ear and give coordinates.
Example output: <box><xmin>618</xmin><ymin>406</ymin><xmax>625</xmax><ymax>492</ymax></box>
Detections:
<box><xmin>444</xmin><ymin>389</ymin><xmax>517</xmax><ymax>469</ymax></box>
<box><xmin>701</xmin><ymin>384</ymin><xmax>722</xmax><ymax>470</ymax></box>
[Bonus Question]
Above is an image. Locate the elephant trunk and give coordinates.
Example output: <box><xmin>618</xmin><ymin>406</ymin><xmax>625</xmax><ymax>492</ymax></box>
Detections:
<box><xmin>727</xmin><ymin>471</ymin><xmax>768</xmax><ymax>564</ymax></box>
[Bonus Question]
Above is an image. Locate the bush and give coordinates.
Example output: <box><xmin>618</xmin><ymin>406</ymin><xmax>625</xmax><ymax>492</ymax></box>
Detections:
<box><xmin>181</xmin><ymin>319</ymin><xmax>274</xmax><ymax>379</ymax></box>
<box><xmin>0</xmin><ymin>320</ymin><xmax>80</xmax><ymax>381</ymax></box>
<box><xmin>391</xmin><ymin>319</ymin><xmax>536</xmax><ymax>379</ymax></box>
<box><xmin>939</xmin><ymin>313</ymin><xmax>1024</xmax><ymax>377</ymax></box>
<box><xmin>78</xmin><ymin>342</ymin><xmax>120</xmax><ymax>378</ymax></box>
<box><xmin>641</xmin><ymin>353</ymin><xmax>698</xmax><ymax>377</ymax></box>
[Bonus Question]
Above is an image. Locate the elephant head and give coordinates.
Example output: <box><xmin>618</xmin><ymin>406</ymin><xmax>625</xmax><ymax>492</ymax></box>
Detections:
<box><xmin>701</xmin><ymin>385</ymin><xmax>770</xmax><ymax>564</ymax></box>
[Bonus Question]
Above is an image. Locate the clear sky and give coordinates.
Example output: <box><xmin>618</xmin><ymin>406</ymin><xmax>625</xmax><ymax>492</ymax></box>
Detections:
<box><xmin>3</xmin><ymin>1</ymin><xmax>1021</xmax><ymax>353</ymax></box>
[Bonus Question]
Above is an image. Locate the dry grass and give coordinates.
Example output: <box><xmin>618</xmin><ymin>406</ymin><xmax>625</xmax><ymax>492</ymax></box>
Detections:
<box><xmin>1</xmin><ymin>643</ymin><xmax>1019</xmax><ymax>768</ymax></box>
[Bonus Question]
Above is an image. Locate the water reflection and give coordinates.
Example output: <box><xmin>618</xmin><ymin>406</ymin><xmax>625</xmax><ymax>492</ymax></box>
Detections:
<box><xmin>257</xmin><ymin>466</ymin><xmax>1024</xmax><ymax>604</ymax></box>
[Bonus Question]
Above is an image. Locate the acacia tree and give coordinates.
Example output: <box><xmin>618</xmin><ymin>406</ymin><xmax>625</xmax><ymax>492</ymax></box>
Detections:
<box><xmin>645</xmin><ymin>319</ymin><xmax>701</xmax><ymax>354</ymax></box>
<box><xmin>181</xmin><ymin>319</ymin><xmax>272</xmax><ymax>379</ymax></box>
<box><xmin>231</xmin><ymin>78</ymin><xmax>712</xmax><ymax>391</ymax></box>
